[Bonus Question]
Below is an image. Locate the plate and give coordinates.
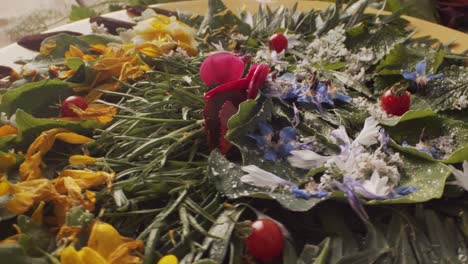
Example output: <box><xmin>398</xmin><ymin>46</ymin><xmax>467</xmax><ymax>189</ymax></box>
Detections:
<box><xmin>0</xmin><ymin>0</ymin><xmax>466</xmax><ymax>70</ymax></box>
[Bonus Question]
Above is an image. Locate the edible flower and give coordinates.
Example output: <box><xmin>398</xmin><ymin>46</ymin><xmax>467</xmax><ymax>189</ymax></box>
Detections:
<box><xmin>402</xmin><ymin>59</ymin><xmax>444</xmax><ymax>89</ymax></box>
<box><xmin>240</xmin><ymin>165</ymin><xmax>328</xmax><ymax>199</ymax></box>
<box><xmin>158</xmin><ymin>255</ymin><xmax>179</xmax><ymax>264</ymax></box>
<box><xmin>447</xmin><ymin>161</ymin><xmax>468</xmax><ymax>191</ymax></box>
<box><xmin>60</xmin><ymin>221</ymin><xmax>144</xmax><ymax>264</ymax></box>
<box><xmin>248</xmin><ymin>121</ymin><xmax>296</xmax><ymax>161</ymax></box>
<box><xmin>401</xmin><ymin>128</ymin><xmax>439</xmax><ymax>159</ymax></box>
<box><xmin>200</xmin><ymin>52</ymin><xmax>244</xmax><ymax>86</ymax></box>
<box><xmin>202</xmin><ymin>52</ymin><xmax>269</xmax><ymax>154</ymax></box>
<box><xmin>19</xmin><ymin>128</ymin><xmax>93</xmax><ymax>181</ymax></box>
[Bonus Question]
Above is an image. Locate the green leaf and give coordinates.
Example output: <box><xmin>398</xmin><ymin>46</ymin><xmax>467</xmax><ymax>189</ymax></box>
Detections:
<box><xmin>69</xmin><ymin>5</ymin><xmax>97</xmax><ymax>22</ymax></box>
<box><xmin>16</xmin><ymin>215</ymin><xmax>50</xmax><ymax>257</ymax></box>
<box><xmin>0</xmin><ymin>244</ymin><xmax>49</xmax><ymax>264</ymax></box>
<box><xmin>312</xmin><ymin>238</ymin><xmax>331</xmax><ymax>264</ymax></box>
<box><xmin>65</xmin><ymin>207</ymin><xmax>94</xmax><ymax>227</ymax></box>
<box><xmin>376</xmin><ymin>45</ymin><xmax>445</xmax><ymax>76</ymax></box>
<box><xmin>421</xmin><ymin>66</ymin><xmax>468</xmax><ymax>112</ymax></box>
<box><xmin>41</xmin><ymin>33</ymin><xmax>90</xmax><ymax>59</ymax></box>
<box><xmin>0</xmin><ymin>79</ymin><xmax>79</xmax><ymax>117</ymax></box>
<box><xmin>65</xmin><ymin>57</ymin><xmax>84</xmax><ymax>71</ymax></box>
<box><xmin>378</xmin><ymin>95</ymin><xmax>435</xmax><ymax>126</ymax></box>
<box><xmin>424</xmin><ymin>210</ymin><xmax>459</xmax><ymax>263</ymax></box>
<box><xmin>387</xmin><ymin>116</ymin><xmax>468</xmax><ymax>164</ymax></box>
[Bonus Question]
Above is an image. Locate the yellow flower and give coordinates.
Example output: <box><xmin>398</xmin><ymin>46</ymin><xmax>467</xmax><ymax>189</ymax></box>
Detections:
<box><xmin>131</xmin><ymin>14</ymin><xmax>198</xmax><ymax>57</ymax></box>
<box><xmin>69</xmin><ymin>155</ymin><xmax>97</xmax><ymax>165</ymax></box>
<box><xmin>158</xmin><ymin>255</ymin><xmax>179</xmax><ymax>264</ymax></box>
<box><xmin>60</xmin><ymin>221</ymin><xmax>144</xmax><ymax>264</ymax></box>
<box><xmin>19</xmin><ymin>128</ymin><xmax>93</xmax><ymax>181</ymax></box>
<box><xmin>40</xmin><ymin>39</ymin><xmax>57</xmax><ymax>55</ymax></box>
<box><xmin>65</xmin><ymin>45</ymin><xmax>86</xmax><ymax>59</ymax></box>
<box><xmin>55</xmin><ymin>103</ymin><xmax>118</xmax><ymax>124</ymax></box>
<box><xmin>6</xmin><ymin>178</ymin><xmax>60</xmax><ymax>214</ymax></box>
<box><xmin>31</xmin><ymin>201</ymin><xmax>46</xmax><ymax>225</ymax></box>
<box><xmin>54</xmin><ymin>169</ymin><xmax>114</xmax><ymax>193</ymax></box>
<box><xmin>0</xmin><ymin>124</ymin><xmax>18</xmax><ymax>137</ymax></box>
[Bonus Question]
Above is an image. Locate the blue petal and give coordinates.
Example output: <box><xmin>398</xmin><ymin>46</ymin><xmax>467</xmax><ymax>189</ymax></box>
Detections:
<box><xmin>333</xmin><ymin>93</ymin><xmax>352</xmax><ymax>103</ymax></box>
<box><xmin>402</xmin><ymin>70</ymin><xmax>417</xmax><ymax>81</ymax></box>
<box><xmin>334</xmin><ymin>180</ymin><xmax>369</xmax><ymax>223</ymax></box>
<box><xmin>278</xmin><ymin>72</ymin><xmax>296</xmax><ymax>81</ymax></box>
<box><xmin>247</xmin><ymin>134</ymin><xmax>267</xmax><ymax>148</ymax></box>
<box><xmin>277</xmin><ymin>143</ymin><xmax>295</xmax><ymax>157</ymax></box>
<box><xmin>427</xmin><ymin>73</ymin><xmax>444</xmax><ymax>80</ymax></box>
<box><xmin>313</xmin><ymin>191</ymin><xmax>330</xmax><ymax>198</ymax></box>
<box><xmin>395</xmin><ymin>186</ymin><xmax>419</xmax><ymax>196</ymax></box>
<box><xmin>402</xmin><ymin>141</ymin><xmax>410</xmax><ymax>147</ymax></box>
<box><xmin>416</xmin><ymin>146</ymin><xmax>439</xmax><ymax>159</ymax></box>
<box><xmin>264</xmin><ymin>147</ymin><xmax>277</xmax><ymax>161</ymax></box>
<box><xmin>291</xmin><ymin>186</ymin><xmax>312</xmax><ymax>199</ymax></box>
<box><xmin>279</xmin><ymin>127</ymin><xmax>296</xmax><ymax>143</ymax></box>
<box><xmin>257</xmin><ymin>121</ymin><xmax>273</xmax><ymax>136</ymax></box>
<box><xmin>415</xmin><ymin>60</ymin><xmax>427</xmax><ymax>76</ymax></box>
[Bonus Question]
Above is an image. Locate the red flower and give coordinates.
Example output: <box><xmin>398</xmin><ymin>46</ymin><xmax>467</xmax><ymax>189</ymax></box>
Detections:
<box><xmin>199</xmin><ymin>52</ymin><xmax>245</xmax><ymax>86</ymax></box>
<box><xmin>203</xmin><ymin>63</ymin><xmax>270</xmax><ymax>154</ymax></box>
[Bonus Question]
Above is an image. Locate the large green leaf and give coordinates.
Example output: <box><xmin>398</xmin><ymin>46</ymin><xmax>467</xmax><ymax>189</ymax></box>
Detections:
<box><xmin>387</xmin><ymin>116</ymin><xmax>468</xmax><ymax>164</ymax></box>
<box><xmin>40</xmin><ymin>33</ymin><xmax>90</xmax><ymax>59</ymax></box>
<box><xmin>378</xmin><ymin>95</ymin><xmax>435</xmax><ymax>126</ymax></box>
<box><xmin>0</xmin><ymin>79</ymin><xmax>79</xmax><ymax>117</ymax></box>
<box><xmin>208</xmin><ymin>149</ymin><xmax>451</xmax><ymax>212</ymax></box>
<box><xmin>16</xmin><ymin>215</ymin><xmax>50</xmax><ymax>257</ymax></box>
<box><xmin>421</xmin><ymin>66</ymin><xmax>468</xmax><ymax>112</ymax></box>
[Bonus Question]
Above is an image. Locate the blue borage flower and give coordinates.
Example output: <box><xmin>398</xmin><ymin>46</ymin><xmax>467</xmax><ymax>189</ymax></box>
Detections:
<box><xmin>240</xmin><ymin>165</ymin><xmax>329</xmax><ymax>199</ymax></box>
<box><xmin>402</xmin><ymin>59</ymin><xmax>444</xmax><ymax>89</ymax></box>
<box><xmin>401</xmin><ymin>128</ymin><xmax>439</xmax><ymax>159</ymax></box>
<box><xmin>248</xmin><ymin>121</ymin><xmax>296</xmax><ymax>161</ymax></box>
<box><xmin>269</xmin><ymin>73</ymin><xmax>351</xmax><ymax>113</ymax></box>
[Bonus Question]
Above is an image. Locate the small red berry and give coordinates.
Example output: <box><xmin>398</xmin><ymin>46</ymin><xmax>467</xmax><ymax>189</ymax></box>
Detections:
<box><xmin>380</xmin><ymin>88</ymin><xmax>411</xmax><ymax>116</ymax></box>
<box><xmin>245</xmin><ymin>219</ymin><xmax>285</xmax><ymax>262</ymax></box>
<box><xmin>61</xmin><ymin>96</ymin><xmax>88</xmax><ymax>117</ymax></box>
<box><xmin>268</xmin><ymin>33</ymin><xmax>288</xmax><ymax>53</ymax></box>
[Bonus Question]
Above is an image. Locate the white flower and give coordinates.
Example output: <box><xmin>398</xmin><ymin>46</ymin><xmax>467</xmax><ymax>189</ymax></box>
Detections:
<box><xmin>356</xmin><ymin>170</ymin><xmax>390</xmax><ymax>198</ymax></box>
<box><xmin>285</xmin><ymin>33</ymin><xmax>303</xmax><ymax>50</ymax></box>
<box><xmin>90</xmin><ymin>22</ymin><xmax>108</xmax><ymax>34</ymax></box>
<box><xmin>353</xmin><ymin>117</ymin><xmax>380</xmax><ymax>147</ymax></box>
<box><xmin>448</xmin><ymin>161</ymin><xmax>468</xmax><ymax>191</ymax></box>
<box><xmin>1</xmin><ymin>112</ymin><xmax>16</xmax><ymax>127</ymax></box>
<box><xmin>307</xmin><ymin>25</ymin><xmax>348</xmax><ymax>63</ymax></box>
<box><xmin>287</xmin><ymin>150</ymin><xmax>331</xmax><ymax>170</ymax></box>
<box><xmin>255</xmin><ymin>49</ymin><xmax>288</xmax><ymax>71</ymax></box>
<box><xmin>240</xmin><ymin>165</ymin><xmax>292</xmax><ymax>191</ymax></box>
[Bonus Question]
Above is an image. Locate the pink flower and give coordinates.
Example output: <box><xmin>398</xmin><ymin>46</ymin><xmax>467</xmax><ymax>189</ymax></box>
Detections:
<box><xmin>199</xmin><ymin>52</ymin><xmax>245</xmax><ymax>86</ymax></box>
<box><xmin>203</xmin><ymin>63</ymin><xmax>270</xmax><ymax>154</ymax></box>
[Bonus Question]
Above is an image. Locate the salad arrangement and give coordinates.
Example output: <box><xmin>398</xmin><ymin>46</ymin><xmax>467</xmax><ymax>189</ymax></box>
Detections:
<box><xmin>0</xmin><ymin>0</ymin><xmax>467</xmax><ymax>263</ymax></box>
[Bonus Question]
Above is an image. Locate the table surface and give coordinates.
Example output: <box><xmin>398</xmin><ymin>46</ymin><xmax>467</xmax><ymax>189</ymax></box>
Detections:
<box><xmin>0</xmin><ymin>0</ymin><xmax>466</xmax><ymax>70</ymax></box>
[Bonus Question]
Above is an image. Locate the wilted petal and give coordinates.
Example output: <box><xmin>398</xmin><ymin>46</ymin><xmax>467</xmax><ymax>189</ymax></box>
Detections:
<box><xmin>200</xmin><ymin>52</ymin><xmax>244</xmax><ymax>86</ymax></box>
<box><xmin>427</xmin><ymin>73</ymin><xmax>444</xmax><ymax>80</ymax></box>
<box><xmin>0</xmin><ymin>125</ymin><xmax>18</xmax><ymax>137</ymax></box>
<box><xmin>240</xmin><ymin>165</ymin><xmax>293</xmax><ymax>190</ymax></box>
<box><xmin>394</xmin><ymin>186</ymin><xmax>418</xmax><ymax>196</ymax></box>
<box><xmin>354</xmin><ymin>117</ymin><xmax>380</xmax><ymax>147</ymax></box>
<box><xmin>69</xmin><ymin>155</ymin><xmax>98</xmax><ymax>165</ymax></box>
<box><xmin>334</xmin><ymin>180</ymin><xmax>369</xmax><ymax>223</ymax></box>
<box><xmin>7</xmin><ymin>179</ymin><xmax>59</xmax><ymax>214</ymax></box>
<box><xmin>288</xmin><ymin>150</ymin><xmax>330</xmax><ymax>169</ymax></box>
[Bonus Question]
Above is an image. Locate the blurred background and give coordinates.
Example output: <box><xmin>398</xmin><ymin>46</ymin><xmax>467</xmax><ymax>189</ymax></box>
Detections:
<box><xmin>0</xmin><ymin>0</ymin><xmax>466</xmax><ymax>48</ymax></box>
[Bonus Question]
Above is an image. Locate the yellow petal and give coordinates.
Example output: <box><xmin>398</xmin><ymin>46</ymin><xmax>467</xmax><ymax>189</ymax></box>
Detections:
<box><xmin>108</xmin><ymin>240</ymin><xmax>144</xmax><ymax>264</ymax></box>
<box><xmin>56</xmin><ymin>133</ymin><xmax>93</xmax><ymax>144</ymax></box>
<box><xmin>0</xmin><ymin>153</ymin><xmax>17</xmax><ymax>170</ymax></box>
<box><xmin>78</xmin><ymin>247</ymin><xmax>108</xmax><ymax>264</ymax></box>
<box><xmin>40</xmin><ymin>39</ymin><xmax>57</xmax><ymax>55</ymax></box>
<box><xmin>61</xmin><ymin>246</ymin><xmax>84</xmax><ymax>264</ymax></box>
<box><xmin>0</xmin><ymin>125</ymin><xmax>18</xmax><ymax>137</ymax></box>
<box><xmin>69</xmin><ymin>155</ymin><xmax>97</xmax><ymax>165</ymax></box>
<box><xmin>65</xmin><ymin>45</ymin><xmax>85</xmax><ymax>59</ymax></box>
<box><xmin>7</xmin><ymin>179</ymin><xmax>59</xmax><ymax>214</ymax></box>
<box><xmin>158</xmin><ymin>255</ymin><xmax>179</xmax><ymax>264</ymax></box>
<box><xmin>31</xmin><ymin>201</ymin><xmax>45</xmax><ymax>225</ymax></box>
<box><xmin>19</xmin><ymin>151</ymin><xmax>43</xmax><ymax>180</ymax></box>
<box><xmin>89</xmin><ymin>44</ymin><xmax>107</xmax><ymax>54</ymax></box>
<box><xmin>56</xmin><ymin>225</ymin><xmax>83</xmax><ymax>243</ymax></box>
<box><xmin>87</xmin><ymin>221</ymin><xmax>124</xmax><ymax>259</ymax></box>
<box><xmin>0</xmin><ymin>177</ymin><xmax>9</xmax><ymax>196</ymax></box>
<box><xmin>56</xmin><ymin>169</ymin><xmax>113</xmax><ymax>192</ymax></box>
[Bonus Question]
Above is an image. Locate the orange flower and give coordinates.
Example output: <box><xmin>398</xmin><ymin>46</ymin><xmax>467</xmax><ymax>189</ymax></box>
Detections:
<box><xmin>55</xmin><ymin>103</ymin><xmax>118</xmax><ymax>124</ymax></box>
<box><xmin>0</xmin><ymin>124</ymin><xmax>18</xmax><ymax>137</ymax></box>
<box><xmin>19</xmin><ymin>128</ymin><xmax>93</xmax><ymax>181</ymax></box>
<box><xmin>54</xmin><ymin>169</ymin><xmax>114</xmax><ymax>193</ymax></box>
<box><xmin>6</xmin><ymin>178</ymin><xmax>60</xmax><ymax>214</ymax></box>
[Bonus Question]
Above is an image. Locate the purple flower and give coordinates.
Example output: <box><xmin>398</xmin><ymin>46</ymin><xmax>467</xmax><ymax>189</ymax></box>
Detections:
<box><xmin>334</xmin><ymin>179</ymin><xmax>369</xmax><ymax>223</ymax></box>
<box><xmin>248</xmin><ymin>121</ymin><xmax>297</xmax><ymax>161</ymax></box>
<box><xmin>402</xmin><ymin>141</ymin><xmax>439</xmax><ymax>159</ymax></box>
<box><xmin>402</xmin><ymin>60</ymin><xmax>444</xmax><ymax>89</ymax></box>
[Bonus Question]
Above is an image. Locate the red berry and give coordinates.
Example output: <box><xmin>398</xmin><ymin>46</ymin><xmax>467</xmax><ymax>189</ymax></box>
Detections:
<box><xmin>268</xmin><ymin>33</ymin><xmax>288</xmax><ymax>53</ymax></box>
<box><xmin>245</xmin><ymin>219</ymin><xmax>284</xmax><ymax>262</ymax></box>
<box><xmin>380</xmin><ymin>89</ymin><xmax>411</xmax><ymax>116</ymax></box>
<box><xmin>61</xmin><ymin>96</ymin><xmax>88</xmax><ymax>117</ymax></box>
